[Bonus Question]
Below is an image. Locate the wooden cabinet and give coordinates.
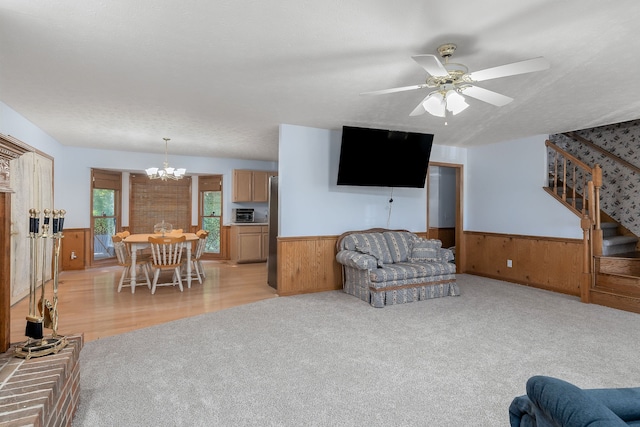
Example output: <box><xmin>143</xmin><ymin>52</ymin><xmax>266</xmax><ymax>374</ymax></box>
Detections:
<box><xmin>230</xmin><ymin>225</ymin><xmax>269</xmax><ymax>263</ymax></box>
<box><xmin>232</xmin><ymin>170</ymin><xmax>276</xmax><ymax>202</ymax></box>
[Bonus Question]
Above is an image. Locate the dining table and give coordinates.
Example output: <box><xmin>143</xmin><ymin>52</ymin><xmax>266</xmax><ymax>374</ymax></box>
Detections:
<box><xmin>123</xmin><ymin>232</ymin><xmax>200</xmax><ymax>290</ymax></box>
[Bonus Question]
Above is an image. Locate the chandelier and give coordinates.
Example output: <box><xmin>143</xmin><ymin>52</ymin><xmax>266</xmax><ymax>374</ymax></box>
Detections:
<box><xmin>145</xmin><ymin>137</ymin><xmax>186</xmax><ymax>180</ymax></box>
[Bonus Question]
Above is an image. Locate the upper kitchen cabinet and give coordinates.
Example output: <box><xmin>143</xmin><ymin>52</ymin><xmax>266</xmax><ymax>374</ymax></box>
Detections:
<box><xmin>232</xmin><ymin>169</ymin><xmax>277</xmax><ymax>202</ymax></box>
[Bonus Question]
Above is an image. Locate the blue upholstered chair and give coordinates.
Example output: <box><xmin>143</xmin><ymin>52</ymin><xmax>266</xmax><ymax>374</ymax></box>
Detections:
<box><xmin>509</xmin><ymin>376</ymin><xmax>640</xmax><ymax>426</ymax></box>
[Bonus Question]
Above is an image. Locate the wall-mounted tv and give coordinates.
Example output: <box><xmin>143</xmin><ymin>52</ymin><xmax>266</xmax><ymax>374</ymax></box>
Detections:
<box><xmin>337</xmin><ymin>126</ymin><xmax>434</xmax><ymax>188</ymax></box>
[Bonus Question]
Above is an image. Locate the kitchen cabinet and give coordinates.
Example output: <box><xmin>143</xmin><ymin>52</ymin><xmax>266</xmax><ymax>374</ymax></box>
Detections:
<box><xmin>230</xmin><ymin>224</ymin><xmax>269</xmax><ymax>263</ymax></box>
<box><xmin>232</xmin><ymin>169</ymin><xmax>277</xmax><ymax>202</ymax></box>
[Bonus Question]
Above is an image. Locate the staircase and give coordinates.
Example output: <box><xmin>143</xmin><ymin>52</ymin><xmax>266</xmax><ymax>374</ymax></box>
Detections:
<box><xmin>546</xmin><ymin>138</ymin><xmax>640</xmax><ymax>314</ymax></box>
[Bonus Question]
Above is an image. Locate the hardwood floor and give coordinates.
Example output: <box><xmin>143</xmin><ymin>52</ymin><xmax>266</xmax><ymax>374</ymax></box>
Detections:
<box><xmin>10</xmin><ymin>261</ymin><xmax>278</xmax><ymax>344</ymax></box>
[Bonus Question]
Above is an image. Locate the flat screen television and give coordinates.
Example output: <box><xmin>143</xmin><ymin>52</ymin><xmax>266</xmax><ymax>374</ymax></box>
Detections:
<box><xmin>336</xmin><ymin>126</ymin><xmax>434</xmax><ymax>188</ymax></box>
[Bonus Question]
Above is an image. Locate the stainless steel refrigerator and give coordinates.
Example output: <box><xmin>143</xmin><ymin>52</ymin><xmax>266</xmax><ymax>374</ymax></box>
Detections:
<box><xmin>267</xmin><ymin>176</ymin><xmax>278</xmax><ymax>289</ymax></box>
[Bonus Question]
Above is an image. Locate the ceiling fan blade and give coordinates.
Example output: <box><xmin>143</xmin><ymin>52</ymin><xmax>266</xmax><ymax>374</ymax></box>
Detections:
<box><xmin>461</xmin><ymin>85</ymin><xmax>514</xmax><ymax>107</ymax></box>
<box><xmin>411</xmin><ymin>54</ymin><xmax>448</xmax><ymax>76</ymax></box>
<box><xmin>361</xmin><ymin>84</ymin><xmax>427</xmax><ymax>96</ymax></box>
<box><xmin>467</xmin><ymin>57</ymin><xmax>550</xmax><ymax>82</ymax></box>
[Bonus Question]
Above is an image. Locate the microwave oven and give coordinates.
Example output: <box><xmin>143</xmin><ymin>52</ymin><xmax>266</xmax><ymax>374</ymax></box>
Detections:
<box><xmin>233</xmin><ymin>208</ymin><xmax>255</xmax><ymax>223</ymax></box>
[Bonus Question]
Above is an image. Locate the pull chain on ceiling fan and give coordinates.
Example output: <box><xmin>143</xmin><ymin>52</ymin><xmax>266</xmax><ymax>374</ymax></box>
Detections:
<box><xmin>361</xmin><ymin>43</ymin><xmax>550</xmax><ymax>119</ymax></box>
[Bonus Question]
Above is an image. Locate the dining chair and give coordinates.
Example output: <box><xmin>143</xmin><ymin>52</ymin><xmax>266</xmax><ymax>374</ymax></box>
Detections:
<box><xmin>112</xmin><ymin>235</ymin><xmax>151</xmax><ymax>293</ymax></box>
<box><xmin>148</xmin><ymin>234</ymin><xmax>187</xmax><ymax>294</ymax></box>
<box><xmin>182</xmin><ymin>230</ymin><xmax>208</xmax><ymax>285</ymax></box>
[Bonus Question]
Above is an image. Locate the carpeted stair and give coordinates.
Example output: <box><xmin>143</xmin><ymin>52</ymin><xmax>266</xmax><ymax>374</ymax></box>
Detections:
<box><xmin>601</xmin><ymin>222</ymin><xmax>639</xmax><ymax>256</ymax></box>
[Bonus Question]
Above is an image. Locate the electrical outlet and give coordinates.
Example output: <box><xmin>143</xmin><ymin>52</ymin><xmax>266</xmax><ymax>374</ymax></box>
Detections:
<box><xmin>507</xmin><ymin>259</ymin><xmax>513</xmax><ymax>268</ymax></box>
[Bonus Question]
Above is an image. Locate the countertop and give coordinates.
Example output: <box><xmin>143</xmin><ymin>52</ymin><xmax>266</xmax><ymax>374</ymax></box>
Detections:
<box><xmin>227</xmin><ymin>222</ymin><xmax>268</xmax><ymax>226</ymax></box>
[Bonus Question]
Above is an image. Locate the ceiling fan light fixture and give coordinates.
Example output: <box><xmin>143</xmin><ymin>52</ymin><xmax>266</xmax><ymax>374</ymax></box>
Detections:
<box><xmin>445</xmin><ymin>90</ymin><xmax>469</xmax><ymax>115</ymax></box>
<box><xmin>423</xmin><ymin>92</ymin><xmax>446</xmax><ymax>117</ymax></box>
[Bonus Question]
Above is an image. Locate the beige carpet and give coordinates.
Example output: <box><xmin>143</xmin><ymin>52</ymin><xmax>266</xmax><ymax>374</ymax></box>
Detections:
<box><xmin>72</xmin><ymin>274</ymin><xmax>640</xmax><ymax>426</ymax></box>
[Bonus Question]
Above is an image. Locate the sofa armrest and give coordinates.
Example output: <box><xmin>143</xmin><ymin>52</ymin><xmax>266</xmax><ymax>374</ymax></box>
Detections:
<box><xmin>336</xmin><ymin>250</ymin><xmax>378</xmax><ymax>270</ymax></box>
<box><xmin>509</xmin><ymin>376</ymin><xmax>628</xmax><ymax>427</ymax></box>
<box><xmin>584</xmin><ymin>387</ymin><xmax>640</xmax><ymax>422</ymax></box>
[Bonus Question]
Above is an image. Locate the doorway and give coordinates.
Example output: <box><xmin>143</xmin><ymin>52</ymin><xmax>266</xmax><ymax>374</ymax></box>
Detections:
<box><xmin>427</xmin><ymin>163</ymin><xmax>463</xmax><ymax>272</ymax></box>
<box><xmin>91</xmin><ymin>169</ymin><xmax>121</xmax><ymax>265</ymax></box>
<box><xmin>198</xmin><ymin>175</ymin><xmax>223</xmax><ymax>259</ymax></box>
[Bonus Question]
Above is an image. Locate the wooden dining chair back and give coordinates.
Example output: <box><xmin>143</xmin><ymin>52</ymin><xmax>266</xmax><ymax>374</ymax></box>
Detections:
<box><xmin>183</xmin><ymin>230</ymin><xmax>209</xmax><ymax>285</ymax></box>
<box><xmin>148</xmin><ymin>235</ymin><xmax>187</xmax><ymax>294</ymax></box>
<box><xmin>111</xmin><ymin>234</ymin><xmax>151</xmax><ymax>293</ymax></box>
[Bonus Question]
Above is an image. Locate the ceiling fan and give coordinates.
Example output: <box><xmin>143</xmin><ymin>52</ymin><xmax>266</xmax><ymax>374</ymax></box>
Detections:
<box><xmin>362</xmin><ymin>43</ymin><xmax>550</xmax><ymax>118</ymax></box>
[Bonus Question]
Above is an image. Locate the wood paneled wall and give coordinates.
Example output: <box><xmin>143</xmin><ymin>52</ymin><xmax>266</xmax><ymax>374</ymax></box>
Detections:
<box><xmin>277</xmin><ymin>235</ymin><xmax>342</xmax><ymax>296</ymax></box>
<box><xmin>61</xmin><ymin>228</ymin><xmax>89</xmax><ymax>271</ymax></box>
<box><xmin>275</xmin><ymin>231</ymin><xmax>583</xmax><ymax>298</ymax></box>
<box><xmin>463</xmin><ymin>231</ymin><xmax>583</xmax><ymax>296</ymax></box>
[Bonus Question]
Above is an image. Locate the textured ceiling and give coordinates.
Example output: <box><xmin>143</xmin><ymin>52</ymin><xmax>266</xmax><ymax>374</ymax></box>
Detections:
<box><xmin>1</xmin><ymin>0</ymin><xmax>640</xmax><ymax>162</ymax></box>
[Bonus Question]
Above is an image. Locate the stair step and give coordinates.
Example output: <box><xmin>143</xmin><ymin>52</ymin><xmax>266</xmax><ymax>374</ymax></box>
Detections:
<box><xmin>589</xmin><ymin>289</ymin><xmax>640</xmax><ymax>315</ymax></box>
<box><xmin>595</xmin><ymin>273</ymin><xmax>640</xmax><ymax>298</ymax></box>
<box><xmin>602</xmin><ymin>236</ymin><xmax>639</xmax><ymax>255</ymax></box>
<box><xmin>601</xmin><ymin>222</ymin><xmax>619</xmax><ymax>237</ymax></box>
<box><xmin>596</xmin><ymin>253</ymin><xmax>640</xmax><ymax>276</ymax></box>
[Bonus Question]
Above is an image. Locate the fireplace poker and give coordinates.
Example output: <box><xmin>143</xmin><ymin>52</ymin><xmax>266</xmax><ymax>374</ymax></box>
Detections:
<box><xmin>25</xmin><ymin>208</ymin><xmax>43</xmax><ymax>340</ymax></box>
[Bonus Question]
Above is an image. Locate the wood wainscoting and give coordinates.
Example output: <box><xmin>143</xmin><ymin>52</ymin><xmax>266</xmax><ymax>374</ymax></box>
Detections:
<box><xmin>277</xmin><ymin>235</ymin><xmax>342</xmax><ymax>296</ymax></box>
<box><xmin>463</xmin><ymin>231</ymin><xmax>583</xmax><ymax>296</ymax></box>
<box><xmin>62</xmin><ymin>228</ymin><xmax>90</xmax><ymax>270</ymax></box>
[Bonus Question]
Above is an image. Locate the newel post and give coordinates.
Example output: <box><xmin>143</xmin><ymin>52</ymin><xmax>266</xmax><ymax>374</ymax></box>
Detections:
<box><xmin>590</xmin><ymin>166</ymin><xmax>603</xmax><ymax>256</ymax></box>
<box><xmin>580</xmin><ymin>215</ymin><xmax>594</xmax><ymax>303</ymax></box>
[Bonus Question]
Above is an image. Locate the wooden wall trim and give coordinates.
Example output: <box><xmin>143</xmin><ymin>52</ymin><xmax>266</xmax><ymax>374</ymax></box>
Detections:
<box><xmin>1</xmin><ymin>193</ymin><xmax>10</xmax><ymax>351</ymax></box>
<box><xmin>462</xmin><ymin>231</ymin><xmax>583</xmax><ymax>296</ymax></box>
<box><xmin>464</xmin><ymin>230</ymin><xmax>582</xmax><ymax>244</ymax></box>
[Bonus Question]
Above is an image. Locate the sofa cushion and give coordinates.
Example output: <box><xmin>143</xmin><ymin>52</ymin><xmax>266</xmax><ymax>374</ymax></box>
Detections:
<box><xmin>369</xmin><ymin>262</ymin><xmax>456</xmax><ymax>283</ymax></box>
<box><xmin>341</xmin><ymin>233</ymin><xmax>394</xmax><ymax>264</ymax></box>
<box><xmin>383</xmin><ymin>231</ymin><xmax>416</xmax><ymax>263</ymax></box>
<box><xmin>355</xmin><ymin>244</ymin><xmax>385</xmax><ymax>267</ymax></box>
<box><xmin>408</xmin><ymin>239</ymin><xmax>443</xmax><ymax>262</ymax></box>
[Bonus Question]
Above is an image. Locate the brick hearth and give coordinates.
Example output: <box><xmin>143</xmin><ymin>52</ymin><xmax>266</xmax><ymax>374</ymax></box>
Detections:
<box><xmin>0</xmin><ymin>335</ymin><xmax>83</xmax><ymax>427</ymax></box>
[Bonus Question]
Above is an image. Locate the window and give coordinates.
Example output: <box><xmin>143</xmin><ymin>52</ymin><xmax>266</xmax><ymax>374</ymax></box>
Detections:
<box><xmin>129</xmin><ymin>174</ymin><xmax>192</xmax><ymax>234</ymax></box>
<box><xmin>199</xmin><ymin>175</ymin><xmax>223</xmax><ymax>257</ymax></box>
<box><xmin>91</xmin><ymin>169</ymin><xmax>121</xmax><ymax>264</ymax></box>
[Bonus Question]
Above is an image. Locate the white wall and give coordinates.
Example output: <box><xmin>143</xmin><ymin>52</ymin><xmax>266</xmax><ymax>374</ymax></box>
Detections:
<box><xmin>278</xmin><ymin>124</ymin><xmax>467</xmax><ymax>237</ymax></box>
<box><xmin>465</xmin><ymin>135</ymin><xmax>582</xmax><ymax>239</ymax></box>
<box><xmin>3</xmin><ymin>100</ymin><xmax>584</xmax><ymax>240</ymax></box>
<box><xmin>1</xmin><ymin>101</ymin><xmax>277</xmax><ymax>228</ymax></box>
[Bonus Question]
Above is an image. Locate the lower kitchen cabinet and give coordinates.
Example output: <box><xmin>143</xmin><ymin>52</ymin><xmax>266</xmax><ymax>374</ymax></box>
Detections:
<box><xmin>229</xmin><ymin>225</ymin><xmax>268</xmax><ymax>263</ymax></box>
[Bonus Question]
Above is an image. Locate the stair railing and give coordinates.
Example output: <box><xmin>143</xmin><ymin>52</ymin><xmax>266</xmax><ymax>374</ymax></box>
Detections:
<box><xmin>546</xmin><ymin>140</ymin><xmax>603</xmax><ymax>302</ymax></box>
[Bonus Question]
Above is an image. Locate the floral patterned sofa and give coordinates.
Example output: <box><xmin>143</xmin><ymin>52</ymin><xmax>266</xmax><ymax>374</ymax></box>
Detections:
<box><xmin>335</xmin><ymin>228</ymin><xmax>459</xmax><ymax>307</ymax></box>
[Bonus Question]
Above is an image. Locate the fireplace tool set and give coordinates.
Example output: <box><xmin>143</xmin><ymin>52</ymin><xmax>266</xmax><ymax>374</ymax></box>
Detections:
<box><xmin>15</xmin><ymin>208</ymin><xmax>68</xmax><ymax>359</ymax></box>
